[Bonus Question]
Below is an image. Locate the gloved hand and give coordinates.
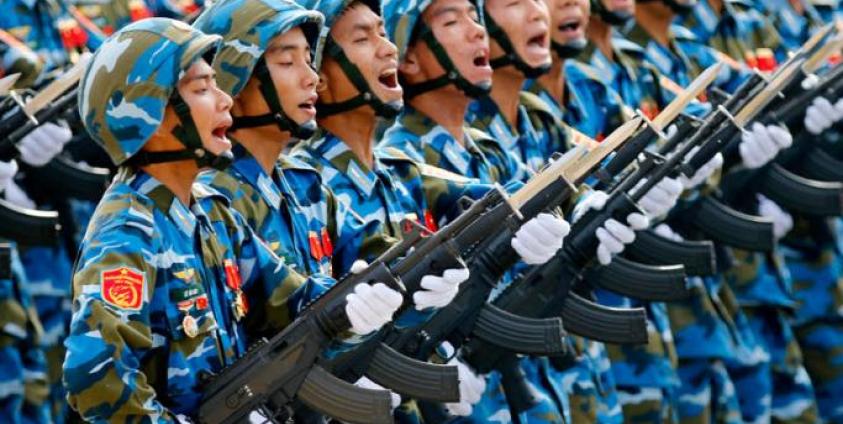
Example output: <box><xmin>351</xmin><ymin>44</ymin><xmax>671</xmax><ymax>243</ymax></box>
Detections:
<box><xmin>757</xmin><ymin>194</ymin><xmax>793</xmax><ymax>239</ymax></box>
<box><xmin>4</xmin><ymin>179</ymin><xmax>35</xmax><ymax>209</ymax></box>
<box><xmin>653</xmin><ymin>223</ymin><xmax>683</xmax><ymax>241</ymax></box>
<box><xmin>739</xmin><ymin>123</ymin><xmax>792</xmax><ymax>169</ymax></box>
<box><xmin>636</xmin><ymin>177</ymin><xmax>683</xmax><ymax>219</ymax></box>
<box><xmin>345</xmin><ymin>282</ymin><xmax>403</xmax><ymax>335</ymax></box>
<box><xmin>444</xmin><ymin>357</ymin><xmax>486</xmax><ymax>416</ymax></box>
<box><xmin>573</xmin><ymin>191</ymin><xmax>650</xmax><ymax>266</ymax></box>
<box><xmin>354</xmin><ymin>376</ymin><xmax>401</xmax><ymax>410</ymax></box>
<box><xmin>0</xmin><ymin>160</ymin><xmax>18</xmax><ymax>194</ymax></box>
<box><xmin>679</xmin><ymin>146</ymin><xmax>723</xmax><ymax>189</ymax></box>
<box><xmin>803</xmin><ymin>96</ymin><xmax>843</xmax><ymax>135</ymax></box>
<box><xmin>414</xmin><ymin>267</ymin><xmax>469</xmax><ymax>310</ymax></box>
<box><xmin>18</xmin><ymin>122</ymin><xmax>72</xmax><ymax>167</ymax></box>
<box><xmin>511</xmin><ymin>212</ymin><xmax>571</xmax><ymax>265</ymax></box>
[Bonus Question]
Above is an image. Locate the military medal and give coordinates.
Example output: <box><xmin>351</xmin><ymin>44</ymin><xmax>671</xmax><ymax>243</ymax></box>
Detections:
<box><xmin>182</xmin><ymin>315</ymin><xmax>198</xmax><ymax>338</ymax></box>
<box><xmin>224</xmin><ymin>259</ymin><xmax>248</xmax><ymax>321</ymax></box>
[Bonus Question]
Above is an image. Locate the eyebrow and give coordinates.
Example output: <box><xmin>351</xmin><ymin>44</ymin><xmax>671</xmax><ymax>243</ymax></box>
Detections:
<box><xmin>266</xmin><ymin>42</ymin><xmax>307</xmax><ymax>54</ymax></box>
<box><xmin>432</xmin><ymin>5</ymin><xmax>469</xmax><ymax>17</ymax></box>
<box><xmin>186</xmin><ymin>72</ymin><xmax>215</xmax><ymax>82</ymax></box>
<box><xmin>351</xmin><ymin>17</ymin><xmax>384</xmax><ymax>32</ymax></box>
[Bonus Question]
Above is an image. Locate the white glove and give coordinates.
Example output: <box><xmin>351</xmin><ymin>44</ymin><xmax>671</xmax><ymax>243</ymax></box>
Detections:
<box><xmin>636</xmin><ymin>177</ymin><xmax>683</xmax><ymax>218</ymax></box>
<box><xmin>0</xmin><ymin>160</ymin><xmax>18</xmax><ymax>194</ymax></box>
<box><xmin>803</xmin><ymin>97</ymin><xmax>843</xmax><ymax>135</ymax></box>
<box><xmin>18</xmin><ymin>122</ymin><xmax>72</xmax><ymax>167</ymax></box>
<box><xmin>739</xmin><ymin>123</ymin><xmax>793</xmax><ymax>169</ymax></box>
<box><xmin>4</xmin><ymin>179</ymin><xmax>35</xmax><ymax>209</ymax></box>
<box><xmin>511</xmin><ymin>213</ymin><xmax>571</xmax><ymax>265</ymax></box>
<box><xmin>354</xmin><ymin>376</ymin><xmax>401</xmax><ymax>410</ymax></box>
<box><xmin>345</xmin><ymin>282</ymin><xmax>403</xmax><ymax>335</ymax></box>
<box><xmin>757</xmin><ymin>194</ymin><xmax>793</xmax><ymax>239</ymax></box>
<box><xmin>574</xmin><ymin>191</ymin><xmax>650</xmax><ymax>266</ymax></box>
<box><xmin>679</xmin><ymin>146</ymin><xmax>723</xmax><ymax>189</ymax></box>
<box><xmin>444</xmin><ymin>357</ymin><xmax>486</xmax><ymax>416</ymax></box>
<box><xmin>414</xmin><ymin>267</ymin><xmax>469</xmax><ymax>310</ymax></box>
<box><xmin>653</xmin><ymin>223</ymin><xmax>684</xmax><ymax>241</ymax></box>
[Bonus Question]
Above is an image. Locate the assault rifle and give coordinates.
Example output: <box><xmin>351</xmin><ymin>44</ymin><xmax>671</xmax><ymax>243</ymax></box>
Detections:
<box><xmin>460</xmin><ymin>61</ymin><xmax>803</xmax><ymax>414</ymax></box>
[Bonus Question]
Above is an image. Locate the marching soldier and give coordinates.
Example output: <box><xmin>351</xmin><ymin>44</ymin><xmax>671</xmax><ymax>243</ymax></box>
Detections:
<box><xmin>62</xmin><ymin>18</ymin><xmax>402</xmax><ymax>421</ymax></box>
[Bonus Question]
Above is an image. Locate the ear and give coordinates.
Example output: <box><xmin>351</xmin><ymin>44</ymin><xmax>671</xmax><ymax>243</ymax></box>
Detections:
<box><xmin>316</xmin><ymin>70</ymin><xmax>329</xmax><ymax>93</ymax></box>
<box><xmin>398</xmin><ymin>49</ymin><xmax>421</xmax><ymax>76</ymax></box>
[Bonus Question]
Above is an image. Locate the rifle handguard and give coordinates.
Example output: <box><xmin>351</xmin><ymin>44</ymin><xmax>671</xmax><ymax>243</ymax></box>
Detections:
<box><xmin>472</xmin><ymin>304</ymin><xmax>567</xmax><ymax>355</ymax></box>
<box><xmin>585</xmin><ymin>257</ymin><xmax>690</xmax><ymax>301</ymax></box>
<box><xmin>685</xmin><ymin>197</ymin><xmax>775</xmax><ymax>252</ymax></box>
<box><xmin>759</xmin><ymin>163</ymin><xmax>843</xmax><ymax>216</ymax></box>
<box><xmin>627</xmin><ymin>230</ymin><xmax>717</xmax><ymax>276</ymax></box>
<box><xmin>297</xmin><ymin>365</ymin><xmax>393</xmax><ymax>424</ymax></box>
<box><xmin>365</xmin><ymin>343</ymin><xmax>460</xmax><ymax>402</ymax></box>
<box><xmin>560</xmin><ymin>293</ymin><xmax>648</xmax><ymax>344</ymax></box>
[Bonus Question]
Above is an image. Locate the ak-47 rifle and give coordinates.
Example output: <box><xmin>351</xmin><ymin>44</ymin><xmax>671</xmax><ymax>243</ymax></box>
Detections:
<box><xmin>202</xmin><ymin>127</ymin><xmax>636</xmax><ymax>423</ymax></box>
<box><xmin>0</xmin><ymin>54</ymin><xmax>89</xmax><ymax>160</ymax></box>
<box><xmin>706</xmin><ymin>39</ymin><xmax>843</xmax><ymax>217</ymax></box>
<box><xmin>300</xmin><ymin>119</ymin><xmax>643</xmax><ymax>412</ymax></box>
<box><xmin>199</xmin><ymin>225</ymin><xmax>463</xmax><ymax>424</ymax></box>
<box><xmin>460</xmin><ymin>63</ymin><xmax>803</xmax><ymax>414</ymax></box>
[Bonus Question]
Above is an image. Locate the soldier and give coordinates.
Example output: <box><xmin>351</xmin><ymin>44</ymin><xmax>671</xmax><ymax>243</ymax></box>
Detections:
<box><xmin>625</xmin><ymin>0</ymin><xmax>807</xmax><ymax>422</ymax></box>
<box><xmin>676</xmin><ymin>2</ymin><xmax>824</xmax><ymax>422</ymax></box>
<box><xmin>62</xmin><ymin>18</ymin><xmax>403</xmax><ymax>421</ymax></box>
<box><xmin>291</xmin><ymin>1</ymin><xmax>576</xmax><ymax>420</ymax></box>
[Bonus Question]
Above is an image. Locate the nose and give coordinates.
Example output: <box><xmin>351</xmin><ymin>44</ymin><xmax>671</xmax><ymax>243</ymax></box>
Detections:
<box><xmin>302</xmin><ymin>62</ymin><xmax>319</xmax><ymax>89</ymax></box>
<box><xmin>377</xmin><ymin>34</ymin><xmax>399</xmax><ymax>61</ymax></box>
<box><xmin>528</xmin><ymin>0</ymin><xmax>550</xmax><ymax>23</ymax></box>
<box><xmin>216</xmin><ymin>86</ymin><xmax>233</xmax><ymax>111</ymax></box>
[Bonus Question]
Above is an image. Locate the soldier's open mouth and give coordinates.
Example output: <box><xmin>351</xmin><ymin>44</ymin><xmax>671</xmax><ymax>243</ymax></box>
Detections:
<box><xmin>378</xmin><ymin>70</ymin><xmax>398</xmax><ymax>88</ymax></box>
<box><xmin>558</xmin><ymin>19</ymin><xmax>582</xmax><ymax>34</ymax></box>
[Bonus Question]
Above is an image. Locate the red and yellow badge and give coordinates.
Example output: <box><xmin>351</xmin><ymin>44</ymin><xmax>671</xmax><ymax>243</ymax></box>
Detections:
<box><xmin>101</xmin><ymin>267</ymin><xmax>145</xmax><ymax>311</ymax></box>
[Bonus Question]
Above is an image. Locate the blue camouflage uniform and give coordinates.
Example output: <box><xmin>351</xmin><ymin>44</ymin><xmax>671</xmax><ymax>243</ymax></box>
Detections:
<box><xmin>381</xmin><ymin>106</ymin><xmax>564</xmax><ymax>423</ymax></box>
<box><xmin>1</xmin><ymin>2</ymin><xmax>106</xmax><ymax>420</ymax></box>
<box><xmin>0</xmin><ymin>245</ymin><xmax>50</xmax><ymax>424</ymax></box>
<box><xmin>679</xmin><ymin>3</ymin><xmax>821</xmax><ymax>421</ymax></box>
<box><xmin>523</xmin><ymin>61</ymin><xmax>627</xmax><ymax>424</ymax></box>
<box><xmin>466</xmin><ymin>90</ymin><xmax>583</xmax><ymax>423</ymax></box>
<box><xmin>64</xmin><ymin>168</ymin><xmax>333</xmax><ymax>420</ymax></box>
<box><xmin>623</xmin><ymin>21</ymin><xmax>761</xmax><ymax>424</ymax></box>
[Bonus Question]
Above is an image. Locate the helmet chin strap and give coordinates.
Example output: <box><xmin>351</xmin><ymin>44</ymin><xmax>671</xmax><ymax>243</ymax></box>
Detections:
<box><xmin>228</xmin><ymin>58</ymin><xmax>318</xmax><ymax>140</ymax></box>
<box><xmin>637</xmin><ymin>0</ymin><xmax>696</xmax><ymax>15</ymax></box>
<box><xmin>316</xmin><ymin>36</ymin><xmax>403</xmax><ymax>119</ymax></box>
<box><xmin>485</xmin><ymin>10</ymin><xmax>551</xmax><ymax>79</ymax></box>
<box><xmin>129</xmin><ymin>91</ymin><xmax>234</xmax><ymax>171</ymax></box>
<box><xmin>591</xmin><ymin>0</ymin><xmax>634</xmax><ymax>26</ymax></box>
<box><xmin>551</xmin><ymin>38</ymin><xmax>588</xmax><ymax>59</ymax></box>
<box><xmin>401</xmin><ymin>21</ymin><xmax>492</xmax><ymax>100</ymax></box>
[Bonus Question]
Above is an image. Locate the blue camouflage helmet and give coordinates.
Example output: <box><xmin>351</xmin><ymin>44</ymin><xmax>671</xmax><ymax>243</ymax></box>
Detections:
<box><xmin>78</xmin><ymin>18</ymin><xmax>223</xmax><ymax>166</ymax></box>
<box><xmin>194</xmin><ymin>0</ymin><xmax>323</xmax><ymax>97</ymax></box>
<box><xmin>297</xmin><ymin>0</ymin><xmax>403</xmax><ymax>117</ymax></box>
<box><xmin>194</xmin><ymin>0</ymin><xmax>324</xmax><ymax>138</ymax></box>
<box><xmin>382</xmin><ymin>0</ymin><xmax>490</xmax><ymax>98</ymax></box>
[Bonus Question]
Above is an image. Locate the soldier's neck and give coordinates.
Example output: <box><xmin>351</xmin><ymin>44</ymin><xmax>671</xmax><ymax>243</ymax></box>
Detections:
<box><xmin>538</xmin><ymin>57</ymin><xmax>566</xmax><ymax>107</ymax></box>
<box><xmin>141</xmin><ymin>161</ymin><xmax>198</xmax><ymax>206</ymax></box>
<box><xmin>709</xmin><ymin>0</ymin><xmax>723</xmax><ymax>15</ymax></box>
<box><xmin>635</xmin><ymin>3</ymin><xmax>674</xmax><ymax>46</ymax></box>
<box><xmin>230</xmin><ymin>126</ymin><xmax>290</xmax><ymax>176</ymax></box>
<box><xmin>587</xmin><ymin>18</ymin><xmax>615</xmax><ymax>61</ymax></box>
<box><xmin>319</xmin><ymin>108</ymin><xmax>377</xmax><ymax>169</ymax></box>
<box><xmin>408</xmin><ymin>86</ymin><xmax>469</xmax><ymax>145</ymax></box>
<box><xmin>490</xmin><ymin>66</ymin><xmax>525</xmax><ymax>128</ymax></box>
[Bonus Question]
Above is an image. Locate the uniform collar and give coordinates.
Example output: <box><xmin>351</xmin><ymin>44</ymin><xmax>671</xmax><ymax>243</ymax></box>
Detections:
<box><xmin>399</xmin><ymin>105</ymin><xmax>485</xmax><ymax>176</ymax></box>
<box><xmin>125</xmin><ymin>168</ymin><xmax>198</xmax><ymax>238</ymax></box>
<box><xmin>311</xmin><ymin>132</ymin><xmax>389</xmax><ymax>198</ymax></box>
<box><xmin>229</xmin><ymin>142</ymin><xmax>290</xmax><ymax>211</ymax></box>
